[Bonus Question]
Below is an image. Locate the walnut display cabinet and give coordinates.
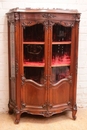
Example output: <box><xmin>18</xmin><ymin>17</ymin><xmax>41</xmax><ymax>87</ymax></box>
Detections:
<box><xmin>7</xmin><ymin>8</ymin><xmax>80</xmax><ymax>124</ymax></box>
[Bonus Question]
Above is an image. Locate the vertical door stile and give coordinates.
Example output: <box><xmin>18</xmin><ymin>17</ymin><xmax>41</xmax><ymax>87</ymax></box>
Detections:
<box><xmin>48</xmin><ymin>21</ymin><xmax>53</xmax><ymax>83</ymax></box>
<box><xmin>70</xmin><ymin>25</ymin><xmax>76</xmax><ymax>106</ymax></box>
<box><xmin>48</xmin><ymin>20</ymin><xmax>53</xmax><ymax>110</ymax></box>
<box><xmin>72</xmin><ymin>22</ymin><xmax>79</xmax><ymax>111</ymax></box>
<box><xmin>44</xmin><ymin>21</ymin><xmax>49</xmax><ymax>108</ymax></box>
<box><xmin>15</xmin><ymin>20</ymin><xmax>20</xmax><ymax>109</ymax></box>
<box><xmin>20</xmin><ymin>22</ymin><xmax>23</xmax><ymax>78</ymax></box>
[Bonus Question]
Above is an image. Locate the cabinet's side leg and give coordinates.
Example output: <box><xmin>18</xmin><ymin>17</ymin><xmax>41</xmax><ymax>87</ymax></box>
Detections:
<box><xmin>72</xmin><ymin>104</ymin><xmax>77</xmax><ymax>120</ymax></box>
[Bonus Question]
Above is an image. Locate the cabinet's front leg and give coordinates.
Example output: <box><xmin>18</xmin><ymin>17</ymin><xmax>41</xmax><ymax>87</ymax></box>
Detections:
<box><xmin>72</xmin><ymin>104</ymin><xmax>77</xmax><ymax>120</ymax></box>
<box><xmin>15</xmin><ymin>114</ymin><xmax>20</xmax><ymax>124</ymax></box>
<box><xmin>14</xmin><ymin>108</ymin><xmax>21</xmax><ymax>124</ymax></box>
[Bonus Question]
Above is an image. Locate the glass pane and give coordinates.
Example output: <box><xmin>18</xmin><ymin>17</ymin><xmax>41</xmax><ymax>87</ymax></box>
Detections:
<box><xmin>51</xmin><ymin>24</ymin><xmax>71</xmax><ymax>84</ymax></box>
<box><xmin>23</xmin><ymin>24</ymin><xmax>44</xmax><ymax>42</ymax></box>
<box><xmin>51</xmin><ymin>66</ymin><xmax>70</xmax><ymax>84</ymax></box>
<box><xmin>53</xmin><ymin>24</ymin><xmax>71</xmax><ymax>41</ymax></box>
<box><xmin>23</xmin><ymin>23</ymin><xmax>45</xmax><ymax>84</ymax></box>
<box><xmin>24</xmin><ymin>44</ymin><xmax>44</xmax><ymax>63</ymax></box>
<box><xmin>52</xmin><ymin>44</ymin><xmax>71</xmax><ymax>65</ymax></box>
<box><xmin>24</xmin><ymin>67</ymin><xmax>44</xmax><ymax>84</ymax></box>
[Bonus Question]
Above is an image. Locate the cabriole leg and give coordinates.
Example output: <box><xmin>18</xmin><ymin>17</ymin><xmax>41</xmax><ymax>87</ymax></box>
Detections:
<box><xmin>72</xmin><ymin>104</ymin><xmax>77</xmax><ymax>120</ymax></box>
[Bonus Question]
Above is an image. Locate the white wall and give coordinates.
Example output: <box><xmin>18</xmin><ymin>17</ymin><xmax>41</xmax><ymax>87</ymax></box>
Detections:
<box><xmin>0</xmin><ymin>0</ymin><xmax>87</xmax><ymax>113</ymax></box>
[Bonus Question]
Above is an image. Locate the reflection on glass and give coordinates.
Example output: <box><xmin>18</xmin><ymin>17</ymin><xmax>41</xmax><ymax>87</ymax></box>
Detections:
<box><xmin>24</xmin><ymin>44</ymin><xmax>44</xmax><ymax>64</ymax></box>
<box><xmin>52</xmin><ymin>44</ymin><xmax>71</xmax><ymax>65</ymax></box>
<box><xmin>51</xmin><ymin>66</ymin><xmax>70</xmax><ymax>83</ymax></box>
<box><xmin>23</xmin><ymin>24</ymin><xmax>44</xmax><ymax>42</ymax></box>
<box><xmin>53</xmin><ymin>24</ymin><xmax>71</xmax><ymax>41</ymax></box>
<box><xmin>24</xmin><ymin>67</ymin><xmax>44</xmax><ymax>84</ymax></box>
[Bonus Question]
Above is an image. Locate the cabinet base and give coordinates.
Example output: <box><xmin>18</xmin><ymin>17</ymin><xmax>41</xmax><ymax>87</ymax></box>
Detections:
<box><xmin>8</xmin><ymin>107</ymin><xmax>77</xmax><ymax>124</ymax></box>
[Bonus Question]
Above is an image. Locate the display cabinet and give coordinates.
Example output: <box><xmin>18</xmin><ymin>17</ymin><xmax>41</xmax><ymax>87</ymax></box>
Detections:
<box><xmin>7</xmin><ymin>8</ymin><xmax>80</xmax><ymax>123</ymax></box>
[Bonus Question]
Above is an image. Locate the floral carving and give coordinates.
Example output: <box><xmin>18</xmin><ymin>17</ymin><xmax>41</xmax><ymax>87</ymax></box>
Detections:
<box><xmin>42</xmin><ymin>13</ymin><xmax>56</xmax><ymax>19</ymax></box>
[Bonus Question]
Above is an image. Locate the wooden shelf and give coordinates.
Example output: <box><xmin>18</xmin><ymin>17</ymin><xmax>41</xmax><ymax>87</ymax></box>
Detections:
<box><xmin>23</xmin><ymin>42</ymin><xmax>44</xmax><ymax>44</ymax></box>
<box><xmin>51</xmin><ymin>63</ymin><xmax>70</xmax><ymax>67</ymax></box>
<box><xmin>51</xmin><ymin>60</ymin><xmax>70</xmax><ymax>67</ymax></box>
<box><xmin>52</xmin><ymin>41</ymin><xmax>71</xmax><ymax>45</ymax></box>
<box><xmin>23</xmin><ymin>62</ymin><xmax>45</xmax><ymax>67</ymax></box>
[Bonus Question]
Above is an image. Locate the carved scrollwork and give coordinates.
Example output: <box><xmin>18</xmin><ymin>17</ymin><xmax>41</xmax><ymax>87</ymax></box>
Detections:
<box><xmin>22</xmin><ymin>20</ymin><xmax>38</xmax><ymax>27</ymax></box>
<box><xmin>73</xmin><ymin>14</ymin><xmax>80</xmax><ymax>22</ymax></box>
<box><xmin>42</xmin><ymin>111</ymin><xmax>54</xmax><ymax>117</ymax></box>
<box><xmin>42</xmin><ymin>102</ymin><xmax>52</xmax><ymax>110</ymax></box>
<box><xmin>67</xmin><ymin>75</ymin><xmax>72</xmax><ymax>84</ymax></box>
<box><xmin>49</xmin><ymin>21</ymin><xmax>55</xmax><ymax>27</ymax></box>
<box><xmin>14</xmin><ymin>13</ymin><xmax>19</xmax><ymax>21</ymax></box>
<box><xmin>21</xmin><ymin>102</ymin><xmax>26</xmax><ymax>108</ymax></box>
<box><xmin>43</xmin><ymin>20</ymin><xmax>49</xmax><ymax>29</ymax></box>
<box><xmin>67</xmin><ymin>101</ymin><xmax>71</xmax><ymax>105</ymax></box>
<box><xmin>42</xmin><ymin>13</ymin><xmax>56</xmax><ymax>19</ymax></box>
<box><xmin>75</xmin><ymin>58</ymin><xmax>78</xmax><ymax>74</ymax></box>
<box><xmin>15</xmin><ymin>60</ymin><xmax>18</xmax><ymax>74</ymax></box>
<box><xmin>43</xmin><ymin>20</ymin><xmax>55</xmax><ymax>29</ymax></box>
<box><xmin>73</xmin><ymin>104</ymin><xmax>77</xmax><ymax>111</ymax></box>
<box><xmin>21</xmin><ymin>76</ymin><xmax>26</xmax><ymax>86</ymax></box>
<box><xmin>14</xmin><ymin>106</ymin><xmax>20</xmax><ymax>114</ymax></box>
<box><xmin>56</xmin><ymin>21</ymin><xmax>75</xmax><ymax>27</ymax></box>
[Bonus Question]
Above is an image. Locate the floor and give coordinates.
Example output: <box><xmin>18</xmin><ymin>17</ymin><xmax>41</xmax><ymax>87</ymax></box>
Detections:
<box><xmin>0</xmin><ymin>108</ymin><xmax>87</xmax><ymax>130</ymax></box>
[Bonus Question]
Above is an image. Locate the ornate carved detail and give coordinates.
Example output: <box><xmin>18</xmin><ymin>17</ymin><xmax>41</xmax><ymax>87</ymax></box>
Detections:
<box><xmin>42</xmin><ymin>102</ymin><xmax>52</xmax><ymax>110</ymax></box>
<box><xmin>56</xmin><ymin>21</ymin><xmax>75</xmax><ymax>27</ymax></box>
<box><xmin>42</xmin><ymin>111</ymin><xmax>54</xmax><ymax>117</ymax></box>
<box><xmin>67</xmin><ymin>75</ymin><xmax>72</xmax><ymax>84</ymax></box>
<box><xmin>73</xmin><ymin>104</ymin><xmax>77</xmax><ymax>111</ymax></box>
<box><xmin>15</xmin><ymin>60</ymin><xmax>18</xmax><ymax>74</ymax></box>
<box><xmin>21</xmin><ymin>76</ymin><xmax>26</xmax><ymax>86</ymax></box>
<box><xmin>43</xmin><ymin>20</ymin><xmax>49</xmax><ymax>29</ymax></box>
<box><xmin>7</xmin><ymin>13</ymin><xmax>19</xmax><ymax>22</ymax></box>
<box><xmin>75</xmin><ymin>58</ymin><xmax>78</xmax><ymax>74</ymax></box>
<box><xmin>14</xmin><ymin>106</ymin><xmax>20</xmax><ymax>114</ymax></box>
<box><xmin>43</xmin><ymin>20</ymin><xmax>55</xmax><ymax>29</ymax></box>
<box><xmin>73</xmin><ymin>14</ymin><xmax>80</xmax><ymax>22</ymax></box>
<box><xmin>42</xmin><ymin>13</ymin><xmax>56</xmax><ymax>19</ymax></box>
<box><xmin>21</xmin><ymin>102</ymin><xmax>26</xmax><ymax>108</ymax></box>
<box><xmin>67</xmin><ymin>101</ymin><xmax>71</xmax><ymax>105</ymax></box>
<box><xmin>14</xmin><ymin>13</ymin><xmax>19</xmax><ymax>21</ymax></box>
<box><xmin>22</xmin><ymin>20</ymin><xmax>38</xmax><ymax>27</ymax></box>
<box><xmin>7</xmin><ymin>14</ymin><xmax>14</xmax><ymax>23</ymax></box>
<box><xmin>49</xmin><ymin>21</ymin><xmax>55</xmax><ymax>27</ymax></box>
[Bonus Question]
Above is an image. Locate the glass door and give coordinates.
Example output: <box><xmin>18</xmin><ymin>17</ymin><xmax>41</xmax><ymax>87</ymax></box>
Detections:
<box><xmin>51</xmin><ymin>24</ymin><xmax>71</xmax><ymax>83</ymax></box>
<box><xmin>49</xmin><ymin>23</ymin><xmax>72</xmax><ymax>107</ymax></box>
<box><xmin>23</xmin><ymin>23</ymin><xmax>45</xmax><ymax>84</ymax></box>
<box><xmin>21</xmin><ymin>22</ymin><xmax>47</xmax><ymax>108</ymax></box>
